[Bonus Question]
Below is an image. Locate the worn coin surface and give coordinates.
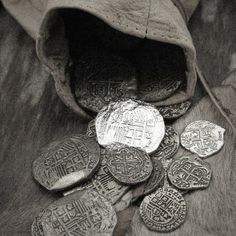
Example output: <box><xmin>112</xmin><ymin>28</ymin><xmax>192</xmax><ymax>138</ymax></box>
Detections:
<box><xmin>106</xmin><ymin>144</ymin><xmax>153</xmax><ymax>185</ymax></box>
<box><xmin>140</xmin><ymin>187</ymin><xmax>187</xmax><ymax>232</ymax></box>
<box><xmin>86</xmin><ymin>119</ymin><xmax>96</xmax><ymax>138</ymax></box>
<box><xmin>32</xmin><ymin>135</ymin><xmax>100</xmax><ymax>191</ymax></box>
<box><xmin>138</xmin><ymin>75</ymin><xmax>183</xmax><ymax>102</ymax></box>
<box><xmin>31</xmin><ymin>210</ymin><xmax>45</xmax><ymax>236</ymax></box>
<box><xmin>143</xmin><ymin>158</ymin><xmax>165</xmax><ymax>195</ymax></box>
<box><xmin>151</xmin><ymin>126</ymin><xmax>179</xmax><ymax>168</ymax></box>
<box><xmin>156</xmin><ymin>101</ymin><xmax>191</xmax><ymax>120</ymax></box>
<box><xmin>181</xmin><ymin>120</ymin><xmax>225</xmax><ymax>158</ymax></box>
<box><xmin>74</xmin><ymin>51</ymin><xmax>137</xmax><ymax>113</ymax></box>
<box><xmin>167</xmin><ymin>155</ymin><xmax>212</xmax><ymax>190</ymax></box>
<box><xmin>41</xmin><ymin>190</ymin><xmax>117</xmax><ymax>236</ymax></box>
<box><xmin>95</xmin><ymin>99</ymin><xmax>165</xmax><ymax>154</ymax></box>
<box><xmin>64</xmin><ymin>148</ymin><xmax>129</xmax><ymax>204</ymax></box>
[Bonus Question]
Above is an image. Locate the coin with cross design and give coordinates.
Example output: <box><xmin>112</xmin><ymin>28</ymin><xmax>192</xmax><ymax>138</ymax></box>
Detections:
<box><xmin>95</xmin><ymin>99</ymin><xmax>165</xmax><ymax>154</ymax></box>
<box><xmin>140</xmin><ymin>186</ymin><xmax>187</xmax><ymax>232</ymax></box>
<box><xmin>181</xmin><ymin>120</ymin><xmax>225</xmax><ymax>158</ymax></box>
<box><xmin>41</xmin><ymin>190</ymin><xmax>117</xmax><ymax>236</ymax></box>
<box><xmin>167</xmin><ymin>155</ymin><xmax>212</xmax><ymax>190</ymax></box>
<box><xmin>32</xmin><ymin>135</ymin><xmax>100</xmax><ymax>191</ymax></box>
<box><xmin>63</xmin><ymin>148</ymin><xmax>129</xmax><ymax>204</ymax></box>
<box><xmin>74</xmin><ymin>51</ymin><xmax>137</xmax><ymax>113</ymax></box>
<box><xmin>106</xmin><ymin>144</ymin><xmax>153</xmax><ymax>185</ymax></box>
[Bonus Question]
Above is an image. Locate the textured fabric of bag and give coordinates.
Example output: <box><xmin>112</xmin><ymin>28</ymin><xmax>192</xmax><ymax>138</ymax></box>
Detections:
<box><xmin>2</xmin><ymin>0</ymin><xmax>200</xmax><ymax>120</ymax></box>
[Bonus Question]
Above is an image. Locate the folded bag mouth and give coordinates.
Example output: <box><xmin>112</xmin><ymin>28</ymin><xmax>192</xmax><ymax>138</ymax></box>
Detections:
<box><xmin>35</xmin><ymin>0</ymin><xmax>196</xmax><ymax>120</ymax></box>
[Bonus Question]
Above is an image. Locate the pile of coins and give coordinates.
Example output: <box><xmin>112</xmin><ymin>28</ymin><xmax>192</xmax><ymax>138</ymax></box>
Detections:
<box><xmin>31</xmin><ymin>97</ymin><xmax>225</xmax><ymax>235</ymax></box>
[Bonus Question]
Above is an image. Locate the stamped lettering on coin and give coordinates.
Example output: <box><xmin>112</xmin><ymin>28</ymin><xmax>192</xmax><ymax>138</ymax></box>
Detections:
<box><xmin>32</xmin><ymin>135</ymin><xmax>100</xmax><ymax>191</ymax></box>
<box><xmin>157</xmin><ymin>101</ymin><xmax>191</xmax><ymax>120</ymax></box>
<box><xmin>181</xmin><ymin>120</ymin><xmax>225</xmax><ymax>158</ymax></box>
<box><xmin>41</xmin><ymin>190</ymin><xmax>117</xmax><ymax>236</ymax></box>
<box><xmin>86</xmin><ymin>119</ymin><xmax>96</xmax><ymax>138</ymax></box>
<box><xmin>106</xmin><ymin>144</ymin><xmax>153</xmax><ymax>185</ymax></box>
<box><xmin>140</xmin><ymin>187</ymin><xmax>187</xmax><ymax>232</ymax></box>
<box><xmin>31</xmin><ymin>210</ymin><xmax>45</xmax><ymax>236</ymax></box>
<box><xmin>168</xmin><ymin>155</ymin><xmax>212</xmax><ymax>190</ymax></box>
<box><xmin>95</xmin><ymin>99</ymin><xmax>165</xmax><ymax>153</ymax></box>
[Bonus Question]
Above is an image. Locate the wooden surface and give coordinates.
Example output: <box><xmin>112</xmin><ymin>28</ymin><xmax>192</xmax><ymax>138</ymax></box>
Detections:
<box><xmin>0</xmin><ymin>1</ymin><xmax>236</xmax><ymax>235</ymax></box>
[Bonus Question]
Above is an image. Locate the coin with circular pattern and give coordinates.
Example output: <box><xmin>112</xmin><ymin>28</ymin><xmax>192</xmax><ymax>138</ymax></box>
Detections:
<box><xmin>151</xmin><ymin>126</ymin><xmax>179</xmax><ymax>167</ymax></box>
<box><xmin>156</xmin><ymin>101</ymin><xmax>191</xmax><ymax>120</ymax></box>
<box><xmin>63</xmin><ymin>148</ymin><xmax>129</xmax><ymax>204</ymax></box>
<box><xmin>86</xmin><ymin>119</ymin><xmax>96</xmax><ymax>138</ymax></box>
<box><xmin>181</xmin><ymin>120</ymin><xmax>225</xmax><ymax>158</ymax></box>
<box><xmin>167</xmin><ymin>155</ymin><xmax>212</xmax><ymax>190</ymax></box>
<box><xmin>32</xmin><ymin>135</ymin><xmax>100</xmax><ymax>191</ymax></box>
<box><xmin>140</xmin><ymin>187</ymin><xmax>187</xmax><ymax>232</ymax></box>
<box><xmin>74</xmin><ymin>51</ymin><xmax>137</xmax><ymax>113</ymax></box>
<box><xmin>106</xmin><ymin>144</ymin><xmax>153</xmax><ymax>185</ymax></box>
<box><xmin>41</xmin><ymin>190</ymin><xmax>117</xmax><ymax>236</ymax></box>
<box><xmin>95</xmin><ymin>99</ymin><xmax>165</xmax><ymax>154</ymax></box>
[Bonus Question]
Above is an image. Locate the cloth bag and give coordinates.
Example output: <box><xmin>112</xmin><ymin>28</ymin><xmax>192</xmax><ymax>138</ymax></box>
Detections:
<box><xmin>2</xmin><ymin>0</ymin><xmax>200</xmax><ymax>120</ymax></box>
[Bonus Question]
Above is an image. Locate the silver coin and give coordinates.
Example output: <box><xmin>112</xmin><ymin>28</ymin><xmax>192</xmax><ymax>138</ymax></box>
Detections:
<box><xmin>143</xmin><ymin>158</ymin><xmax>165</xmax><ymax>195</ymax></box>
<box><xmin>156</xmin><ymin>101</ymin><xmax>191</xmax><ymax>120</ymax></box>
<box><xmin>64</xmin><ymin>148</ymin><xmax>129</xmax><ymax>204</ymax></box>
<box><xmin>140</xmin><ymin>187</ymin><xmax>187</xmax><ymax>232</ymax></box>
<box><xmin>167</xmin><ymin>155</ymin><xmax>212</xmax><ymax>190</ymax></box>
<box><xmin>86</xmin><ymin>119</ymin><xmax>96</xmax><ymax>138</ymax></box>
<box><xmin>41</xmin><ymin>190</ymin><xmax>117</xmax><ymax>236</ymax></box>
<box><xmin>32</xmin><ymin>135</ymin><xmax>100</xmax><ymax>191</ymax></box>
<box><xmin>95</xmin><ymin>99</ymin><xmax>165</xmax><ymax>154</ymax></box>
<box><xmin>106</xmin><ymin>144</ymin><xmax>153</xmax><ymax>185</ymax></box>
<box><xmin>74</xmin><ymin>51</ymin><xmax>137</xmax><ymax>113</ymax></box>
<box><xmin>181</xmin><ymin>120</ymin><xmax>225</xmax><ymax>158</ymax></box>
<box><xmin>151</xmin><ymin>126</ymin><xmax>179</xmax><ymax>167</ymax></box>
<box><xmin>31</xmin><ymin>210</ymin><xmax>45</xmax><ymax>236</ymax></box>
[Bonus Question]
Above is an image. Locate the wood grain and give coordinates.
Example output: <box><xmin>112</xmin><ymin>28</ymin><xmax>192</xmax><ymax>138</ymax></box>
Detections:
<box><xmin>0</xmin><ymin>1</ymin><xmax>236</xmax><ymax>235</ymax></box>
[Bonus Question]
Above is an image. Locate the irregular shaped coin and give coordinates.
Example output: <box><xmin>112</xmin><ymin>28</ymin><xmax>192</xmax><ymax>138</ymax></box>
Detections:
<box><xmin>96</xmin><ymin>99</ymin><xmax>165</xmax><ymax>153</ymax></box>
<box><xmin>32</xmin><ymin>135</ymin><xmax>100</xmax><ymax>191</ymax></box>
<box><xmin>74</xmin><ymin>51</ymin><xmax>137</xmax><ymax>112</ymax></box>
<box><xmin>106</xmin><ymin>144</ymin><xmax>153</xmax><ymax>185</ymax></box>
<box><xmin>41</xmin><ymin>190</ymin><xmax>117</xmax><ymax>236</ymax></box>
<box><xmin>140</xmin><ymin>187</ymin><xmax>187</xmax><ymax>232</ymax></box>
<box><xmin>151</xmin><ymin>126</ymin><xmax>179</xmax><ymax>166</ymax></box>
<box><xmin>86</xmin><ymin>119</ymin><xmax>96</xmax><ymax>138</ymax></box>
<box><xmin>64</xmin><ymin>148</ymin><xmax>129</xmax><ymax>204</ymax></box>
<box><xmin>181</xmin><ymin>120</ymin><xmax>225</xmax><ymax>158</ymax></box>
<box><xmin>167</xmin><ymin>155</ymin><xmax>212</xmax><ymax>190</ymax></box>
<box><xmin>156</xmin><ymin>101</ymin><xmax>191</xmax><ymax>120</ymax></box>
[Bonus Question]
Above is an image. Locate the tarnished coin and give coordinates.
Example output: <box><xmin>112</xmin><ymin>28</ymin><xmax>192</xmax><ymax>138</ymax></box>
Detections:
<box><xmin>64</xmin><ymin>148</ymin><xmax>129</xmax><ymax>204</ymax></box>
<box><xmin>32</xmin><ymin>135</ymin><xmax>100</xmax><ymax>191</ymax></box>
<box><xmin>156</xmin><ymin>101</ymin><xmax>191</xmax><ymax>120</ymax></box>
<box><xmin>31</xmin><ymin>210</ymin><xmax>45</xmax><ymax>236</ymax></box>
<box><xmin>74</xmin><ymin>51</ymin><xmax>137</xmax><ymax>113</ymax></box>
<box><xmin>41</xmin><ymin>190</ymin><xmax>117</xmax><ymax>236</ymax></box>
<box><xmin>138</xmin><ymin>76</ymin><xmax>183</xmax><ymax>102</ymax></box>
<box><xmin>95</xmin><ymin>99</ymin><xmax>165</xmax><ymax>154</ymax></box>
<box><xmin>86</xmin><ymin>119</ymin><xmax>96</xmax><ymax>138</ymax></box>
<box><xmin>151</xmin><ymin>126</ymin><xmax>179</xmax><ymax>167</ymax></box>
<box><xmin>143</xmin><ymin>158</ymin><xmax>165</xmax><ymax>195</ymax></box>
<box><xmin>106</xmin><ymin>144</ymin><xmax>153</xmax><ymax>185</ymax></box>
<box><xmin>167</xmin><ymin>155</ymin><xmax>212</xmax><ymax>190</ymax></box>
<box><xmin>181</xmin><ymin>120</ymin><xmax>225</xmax><ymax>158</ymax></box>
<box><xmin>140</xmin><ymin>187</ymin><xmax>187</xmax><ymax>232</ymax></box>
